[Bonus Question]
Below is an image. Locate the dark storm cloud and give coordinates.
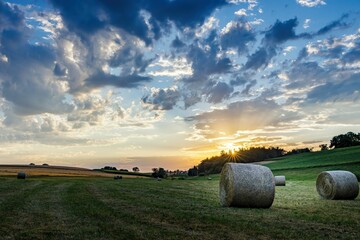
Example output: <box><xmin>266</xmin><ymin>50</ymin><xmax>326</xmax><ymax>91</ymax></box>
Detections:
<box><xmin>341</xmin><ymin>41</ymin><xmax>360</xmax><ymax>64</ymax></box>
<box><xmin>285</xmin><ymin>61</ymin><xmax>329</xmax><ymax>89</ymax></box>
<box><xmin>244</xmin><ymin>46</ymin><xmax>276</xmax><ymax>70</ymax></box>
<box><xmin>263</xmin><ymin>18</ymin><xmax>299</xmax><ymax>46</ymax></box>
<box><xmin>0</xmin><ymin>3</ymin><xmax>73</xmax><ymax>116</ymax></box>
<box><xmin>83</xmin><ymin>71</ymin><xmax>152</xmax><ymax>91</ymax></box>
<box><xmin>49</xmin><ymin>0</ymin><xmax>227</xmax><ymax>45</ymax></box>
<box><xmin>220</xmin><ymin>20</ymin><xmax>256</xmax><ymax>54</ymax></box>
<box><xmin>142</xmin><ymin>88</ymin><xmax>181</xmax><ymax>110</ymax></box>
<box><xmin>53</xmin><ymin>63</ymin><xmax>67</xmax><ymax>76</ymax></box>
<box><xmin>245</xmin><ymin>14</ymin><xmax>351</xmax><ymax>70</ymax></box>
<box><xmin>171</xmin><ymin>36</ymin><xmax>186</xmax><ymax>49</ymax></box>
<box><xmin>244</xmin><ymin>18</ymin><xmax>299</xmax><ymax>70</ymax></box>
<box><xmin>241</xmin><ymin>79</ymin><xmax>257</xmax><ymax>95</ymax></box>
<box><xmin>0</xmin><ymin>1</ymin><xmax>23</xmax><ymax>29</ymax></box>
<box><xmin>306</xmin><ymin>73</ymin><xmax>360</xmax><ymax>103</ymax></box>
<box><xmin>180</xmin><ymin>38</ymin><xmax>233</xmax><ymax>107</ymax></box>
<box><xmin>205</xmin><ymin>81</ymin><xmax>234</xmax><ymax>104</ymax></box>
<box><xmin>315</xmin><ymin>13</ymin><xmax>349</xmax><ymax>36</ymax></box>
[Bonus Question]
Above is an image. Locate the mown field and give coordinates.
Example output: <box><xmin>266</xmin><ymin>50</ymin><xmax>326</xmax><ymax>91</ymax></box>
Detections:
<box><xmin>0</xmin><ymin>147</ymin><xmax>359</xmax><ymax>239</ymax></box>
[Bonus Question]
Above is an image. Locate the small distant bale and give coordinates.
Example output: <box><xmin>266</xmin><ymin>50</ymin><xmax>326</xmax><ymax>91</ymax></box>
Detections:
<box><xmin>316</xmin><ymin>170</ymin><xmax>359</xmax><ymax>200</ymax></box>
<box><xmin>113</xmin><ymin>176</ymin><xmax>122</xmax><ymax>180</ymax></box>
<box><xmin>17</xmin><ymin>172</ymin><xmax>26</xmax><ymax>179</ymax></box>
<box><xmin>208</xmin><ymin>177</ymin><xmax>212</xmax><ymax>180</ymax></box>
<box><xmin>219</xmin><ymin>163</ymin><xmax>275</xmax><ymax>208</ymax></box>
<box><xmin>274</xmin><ymin>176</ymin><xmax>286</xmax><ymax>186</ymax></box>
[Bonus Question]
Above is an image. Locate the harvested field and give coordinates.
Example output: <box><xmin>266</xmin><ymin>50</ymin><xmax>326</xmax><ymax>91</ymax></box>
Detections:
<box><xmin>0</xmin><ymin>165</ymin><xmax>142</xmax><ymax>178</ymax></box>
<box><xmin>0</xmin><ymin>176</ymin><xmax>359</xmax><ymax>240</ymax></box>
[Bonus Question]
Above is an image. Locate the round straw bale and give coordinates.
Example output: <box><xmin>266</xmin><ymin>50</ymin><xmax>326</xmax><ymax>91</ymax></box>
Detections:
<box><xmin>17</xmin><ymin>172</ymin><xmax>26</xmax><ymax>179</ymax></box>
<box><xmin>219</xmin><ymin>163</ymin><xmax>275</xmax><ymax>208</ymax></box>
<box><xmin>316</xmin><ymin>171</ymin><xmax>359</xmax><ymax>200</ymax></box>
<box><xmin>274</xmin><ymin>176</ymin><xmax>286</xmax><ymax>186</ymax></box>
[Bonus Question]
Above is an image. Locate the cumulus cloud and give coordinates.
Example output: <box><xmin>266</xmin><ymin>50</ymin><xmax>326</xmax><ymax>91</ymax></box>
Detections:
<box><xmin>49</xmin><ymin>0</ymin><xmax>227</xmax><ymax>45</ymax></box>
<box><xmin>185</xmin><ymin>98</ymin><xmax>301</xmax><ymax>138</ymax></box>
<box><xmin>303</xmin><ymin>19</ymin><xmax>311</xmax><ymax>29</ymax></box>
<box><xmin>220</xmin><ymin>20</ymin><xmax>256</xmax><ymax>54</ymax></box>
<box><xmin>306</xmin><ymin>73</ymin><xmax>360</xmax><ymax>103</ymax></box>
<box><xmin>234</xmin><ymin>8</ymin><xmax>247</xmax><ymax>16</ymax></box>
<box><xmin>205</xmin><ymin>81</ymin><xmax>234</xmax><ymax>104</ymax></box>
<box><xmin>296</xmin><ymin>0</ymin><xmax>326</xmax><ymax>8</ymax></box>
<box><xmin>315</xmin><ymin>13</ymin><xmax>349</xmax><ymax>36</ymax></box>
<box><xmin>142</xmin><ymin>87</ymin><xmax>181</xmax><ymax>110</ymax></box>
<box><xmin>0</xmin><ymin>2</ymin><xmax>73</xmax><ymax>116</ymax></box>
<box><xmin>244</xmin><ymin>14</ymin><xmax>350</xmax><ymax>70</ymax></box>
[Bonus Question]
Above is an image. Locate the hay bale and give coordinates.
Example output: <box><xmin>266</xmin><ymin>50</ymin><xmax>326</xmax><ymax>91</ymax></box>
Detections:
<box><xmin>316</xmin><ymin>171</ymin><xmax>359</xmax><ymax>200</ymax></box>
<box><xmin>219</xmin><ymin>163</ymin><xmax>275</xmax><ymax>208</ymax></box>
<box><xmin>17</xmin><ymin>172</ymin><xmax>26</xmax><ymax>179</ymax></box>
<box><xmin>274</xmin><ymin>176</ymin><xmax>286</xmax><ymax>186</ymax></box>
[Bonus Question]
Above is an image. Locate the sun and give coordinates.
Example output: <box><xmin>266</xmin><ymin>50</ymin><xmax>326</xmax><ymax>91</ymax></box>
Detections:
<box><xmin>223</xmin><ymin>142</ymin><xmax>237</xmax><ymax>152</ymax></box>
<box><xmin>220</xmin><ymin>142</ymin><xmax>242</xmax><ymax>162</ymax></box>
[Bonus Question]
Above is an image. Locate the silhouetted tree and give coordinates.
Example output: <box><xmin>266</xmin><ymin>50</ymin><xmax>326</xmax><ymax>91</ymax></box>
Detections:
<box><xmin>188</xmin><ymin>166</ymin><xmax>198</xmax><ymax>176</ymax></box>
<box><xmin>152</xmin><ymin>167</ymin><xmax>167</xmax><ymax>178</ymax></box>
<box><xmin>197</xmin><ymin>146</ymin><xmax>285</xmax><ymax>174</ymax></box>
<box><xmin>103</xmin><ymin>166</ymin><xmax>117</xmax><ymax>170</ymax></box>
<box><xmin>319</xmin><ymin>144</ymin><xmax>328</xmax><ymax>151</ymax></box>
<box><xmin>286</xmin><ymin>148</ymin><xmax>311</xmax><ymax>155</ymax></box>
<box><xmin>132</xmin><ymin>167</ymin><xmax>140</xmax><ymax>172</ymax></box>
<box><xmin>329</xmin><ymin>132</ymin><xmax>360</xmax><ymax>149</ymax></box>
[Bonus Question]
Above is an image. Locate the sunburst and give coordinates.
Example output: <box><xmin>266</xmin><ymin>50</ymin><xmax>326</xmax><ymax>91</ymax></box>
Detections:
<box><xmin>221</xmin><ymin>143</ymin><xmax>242</xmax><ymax>163</ymax></box>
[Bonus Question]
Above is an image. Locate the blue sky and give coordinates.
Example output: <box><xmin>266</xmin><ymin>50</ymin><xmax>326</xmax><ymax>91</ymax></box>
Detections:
<box><xmin>0</xmin><ymin>0</ymin><xmax>359</xmax><ymax>171</ymax></box>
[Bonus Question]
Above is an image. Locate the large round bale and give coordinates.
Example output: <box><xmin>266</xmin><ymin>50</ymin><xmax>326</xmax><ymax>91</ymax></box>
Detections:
<box><xmin>17</xmin><ymin>172</ymin><xmax>26</xmax><ymax>179</ymax></box>
<box><xmin>274</xmin><ymin>176</ymin><xmax>286</xmax><ymax>186</ymax></box>
<box><xmin>219</xmin><ymin>163</ymin><xmax>275</xmax><ymax>208</ymax></box>
<box><xmin>316</xmin><ymin>171</ymin><xmax>359</xmax><ymax>200</ymax></box>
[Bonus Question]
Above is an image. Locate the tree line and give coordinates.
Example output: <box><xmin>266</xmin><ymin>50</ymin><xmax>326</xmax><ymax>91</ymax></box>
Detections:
<box><xmin>193</xmin><ymin>131</ymin><xmax>360</xmax><ymax>175</ymax></box>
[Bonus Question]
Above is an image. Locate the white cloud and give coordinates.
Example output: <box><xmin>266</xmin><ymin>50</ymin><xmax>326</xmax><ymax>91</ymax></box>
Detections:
<box><xmin>303</xmin><ymin>19</ymin><xmax>311</xmax><ymax>29</ymax></box>
<box><xmin>0</xmin><ymin>53</ymin><xmax>8</xmax><ymax>62</ymax></box>
<box><xmin>250</xmin><ymin>18</ymin><xmax>264</xmax><ymax>25</ymax></box>
<box><xmin>148</xmin><ymin>56</ymin><xmax>192</xmax><ymax>78</ymax></box>
<box><xmin>296</xmin><ymin>0</ymin><xmax>326</xmax><ymax>7</ymax></box>
<box><xmin>283</xmin><ymin>46</ymin><xmax>296</xmax><ymax>55</ymax></box>
<box><xmin>235</xmin><ymin>8</ymin><xmax>247</xmax><ymax>16</ymax></box>
<box><xmin>195</xmin><ymin>16</ymin><xmax>219</xmax><ymax>38</ymax></box>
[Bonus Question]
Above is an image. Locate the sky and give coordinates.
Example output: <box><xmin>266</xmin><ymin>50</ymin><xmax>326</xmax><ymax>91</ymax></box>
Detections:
<box><xmin>0</xmin><ymin>0</ymin><xmax>359</xmax><ymax>171</ymax></box>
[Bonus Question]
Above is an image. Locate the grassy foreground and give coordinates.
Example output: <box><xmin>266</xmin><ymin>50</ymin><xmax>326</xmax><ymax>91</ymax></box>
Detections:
<box><xmin>0</xmin><ymin>176</ymin><xmax>359</xmax><ymax>240</ymax></box>
<box><xmin>1</xmin><ymin>147</ymin><xmax>359</xmax><ymax>239</ymax></box>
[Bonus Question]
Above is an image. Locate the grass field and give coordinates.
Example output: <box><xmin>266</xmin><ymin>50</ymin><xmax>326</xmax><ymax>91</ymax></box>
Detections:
<box><xmin>0</xmin><ymin>147</ymin><xmax>359</xmax><ymax>239</ymax></box>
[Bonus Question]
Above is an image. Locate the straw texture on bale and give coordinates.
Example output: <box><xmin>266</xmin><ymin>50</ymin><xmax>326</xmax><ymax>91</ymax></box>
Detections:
<box><xmin>17</xmin><ymin>172</ymin><xmax>26</xmax><ymax>179</ymax></box>
<box><xmin>219</xmin><ymin>163</ymin><xmax>275</xmax><ymax>208</ymax></box>
<box><xmin>274</xmin><ymin>176</ymin><xmax>286</xmax><ymax>186</ymax></box>
<box><xmin>316</xmin><ymin>170</ymin><xmax>359</xmax><ymax>200</ymax></box>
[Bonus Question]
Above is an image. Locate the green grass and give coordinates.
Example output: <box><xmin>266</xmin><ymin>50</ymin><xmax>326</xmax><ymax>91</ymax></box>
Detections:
<box><xmin>265</xmin><ymin>146</ymin><xmax>360</xmax><ymax>170</ymax></box>
<box><xmin>0</xmin><ymin>147</ymin><xmax>360</xmax><ymax>239</ymax></box>
<box><xmin>0</xmin><ymin>176</ymin><xmax>359</xmax><ymax>240</ymax></box>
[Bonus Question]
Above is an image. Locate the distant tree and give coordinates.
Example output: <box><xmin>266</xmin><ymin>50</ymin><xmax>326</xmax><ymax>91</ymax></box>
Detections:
<box><xmin>197</xmin><ymin>146</ymin><xmax>285</xmax><ymax>174</ymax></box>
<box><xmin>103</xmin><ymin>166</ymin><xmax>117</xmax><ymax>170</ymax></box>
<box><xmin>132</xmin><ymin>167</ymin><xmax>140</xmax><ymax>172</ymax></box>
<box><xmin>286</xmin><ymin>148</ymin><xmax>311</xmax><ymax>155</ymax></box>
<box><xmin>29</xmin><ymin>163</ymin><xmax>35</xmax><ymax>166</ymax></box>
<box><xmin>42</xmin><ymin>163</ymin><xmax>49</xmax><ymax>166</ymax></box>
<box><xmin>188</xmin><ymin>166</ymin><xmax>198</xmax><ymax>176</ymax></box>
<box><xmin>329</xmin><ymin>132</ymin><xmax>360</xmax><ymax>149</ymax></box>
<box><xmin>151</xmin><ymin>167</ymin><xmax>167</xmax><ymax>178</ymax></box>
<box><xmin>319</xmin><ymin>144</ymin><xmax>328</xmax><ymax>151</ymax></box>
